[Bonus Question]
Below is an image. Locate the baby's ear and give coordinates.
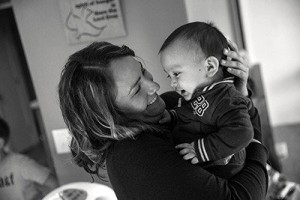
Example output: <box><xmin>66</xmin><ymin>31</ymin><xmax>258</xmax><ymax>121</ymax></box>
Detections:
<box><xmin>205</xmin><ymin>56</ymin><xmax>219</xmax><ymax>77</ymax></box>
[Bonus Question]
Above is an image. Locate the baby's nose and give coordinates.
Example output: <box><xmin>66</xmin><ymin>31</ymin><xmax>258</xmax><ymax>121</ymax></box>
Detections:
<box><xmin>170</xmin><ymin>79</ymin><xmax>177</xmax><ymax>89</ymax></box>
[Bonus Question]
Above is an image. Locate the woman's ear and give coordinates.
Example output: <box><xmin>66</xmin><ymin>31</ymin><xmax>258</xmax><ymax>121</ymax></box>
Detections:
<box><xmin>205</xmin><ymin>56</ymin><xmax>219</xmax><ymax>77</ymax></box>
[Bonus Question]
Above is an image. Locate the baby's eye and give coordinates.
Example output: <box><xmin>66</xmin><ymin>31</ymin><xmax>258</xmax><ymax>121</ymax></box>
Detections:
<box><xmin>174</xmin><ymin>72</ymin><xmax>181</xmax><ymax>77</ymax></box>
<box><xmin>166</xmin><ymin>74</ymin><xmax>170</xmax><ymax>79</ymax></box>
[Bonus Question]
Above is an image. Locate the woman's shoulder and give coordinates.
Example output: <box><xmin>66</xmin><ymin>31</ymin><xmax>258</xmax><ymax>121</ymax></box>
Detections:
<box><xmin>106</xmin><ymin>130</ymin><xmax>174</xmax><ymax>172</ymax></box>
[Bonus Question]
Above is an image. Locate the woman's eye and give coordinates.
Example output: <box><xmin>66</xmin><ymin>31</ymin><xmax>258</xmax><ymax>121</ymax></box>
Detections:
<box><xmin>139</xmin><ymin>62</ymin><xmax>146</xmax><ymax>75</ymax></box>
<box><xmin>135</xmin><ymin>86</ymin><xmax>141</xmax><ymax>95</ymax></box>
<box><xmin>166</xmin><ymin>75</ymin><xmax>170</xmax><ymax>79</ymax></box>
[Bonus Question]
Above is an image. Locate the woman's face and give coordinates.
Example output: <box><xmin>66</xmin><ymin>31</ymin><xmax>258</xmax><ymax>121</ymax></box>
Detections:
<box><xmin>111</xmin><ymin>56</ymin><xmax>166</xmax><ymax>123</ymax></box>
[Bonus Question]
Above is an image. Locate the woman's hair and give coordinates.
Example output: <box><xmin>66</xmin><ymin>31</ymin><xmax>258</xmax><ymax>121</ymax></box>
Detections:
<box><xmin>159</xmin><ymin>21</ymin><xmax>231</xmax><ymax>77</ymax></box>
<box><xmin>58</xmin><ymin>42</ymin><xmax>150</xmax><ymax>176</ymax></box>
<box><xmin>0</xmin><ymin>117</ymin><xmax>9</xmax><ymax>145</ymax></box>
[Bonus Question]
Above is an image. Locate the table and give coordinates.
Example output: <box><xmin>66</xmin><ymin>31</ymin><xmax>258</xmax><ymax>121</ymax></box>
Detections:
<box><xmin>42</xmin><ymin>182</ymin><xmax>117</xmax><ymax>200</ymax></box>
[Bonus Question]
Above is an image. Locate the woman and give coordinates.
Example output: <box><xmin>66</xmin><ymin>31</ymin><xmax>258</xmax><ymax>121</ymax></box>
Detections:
<box><xmin>58</xmin><ymin>41</ymin><xmax>268</xmax><ymax>200</ymax></box>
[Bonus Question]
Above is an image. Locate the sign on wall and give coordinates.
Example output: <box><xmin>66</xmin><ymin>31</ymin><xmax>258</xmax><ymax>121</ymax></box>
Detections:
<box><xmin>59</xmin><ymin>0</ymin><xmax>126</xmax><ymax>44</ymax></box>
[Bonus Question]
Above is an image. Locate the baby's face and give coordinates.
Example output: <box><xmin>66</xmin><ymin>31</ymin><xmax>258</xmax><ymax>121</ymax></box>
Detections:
<box><xmin>160</xmin><ymin>41</ymin><xmax>211</xmax><ymax>101</ymax></box>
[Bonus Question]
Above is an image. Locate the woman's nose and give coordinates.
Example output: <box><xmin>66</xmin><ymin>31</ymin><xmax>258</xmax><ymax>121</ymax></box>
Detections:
<box><xmin>146</xmin><ymin>80</ymin><xmax>160</xmax><ymax>95</ymax></box>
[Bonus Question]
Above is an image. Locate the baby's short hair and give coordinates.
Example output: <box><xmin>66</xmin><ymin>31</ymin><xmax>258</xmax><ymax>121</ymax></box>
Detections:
<box><xmin>159</xmin><ymin>21</ymin><xmax>231</xmax><ymax>77</ymax></box>
<box><xmin>160</xmin><ymin>21</ymin><xmax>228</xmax><ymax>59</ymax></box>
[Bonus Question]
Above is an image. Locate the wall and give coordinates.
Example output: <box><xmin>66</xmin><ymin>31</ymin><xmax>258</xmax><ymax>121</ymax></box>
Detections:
<box><xmin>184</xmin><ymin>0</ymin><xmax>237</xmax><ymax>42</ymax></box>
<box><xmin>239</xmin><ymin>0</ymin><xmax>300</xmax><ymax>126</ymax></box>
<box><xmin>239</xmin><ymin>0</ymin><xmax>300</xmax><ymax>181</ymax></box>
<box><xmin>11</xmin><ymin>0</ymin><xmax>187</xmax><ymax>185</ymax></box>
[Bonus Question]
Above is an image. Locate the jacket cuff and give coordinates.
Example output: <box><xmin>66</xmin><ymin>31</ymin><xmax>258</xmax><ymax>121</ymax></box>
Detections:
<box><xmin>194</xmin><ymin>139</ymin><xmax>208</xmax><ymax>163</ymax></box>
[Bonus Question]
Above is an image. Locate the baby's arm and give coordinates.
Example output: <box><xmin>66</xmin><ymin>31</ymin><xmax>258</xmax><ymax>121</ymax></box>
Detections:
<box><xmin>176</xmin><ymin>142</ymin><xmax>199</xmax><ymax>164</ymax></box>
<box><xmin>197</xmin><ymin>97</ymin><xmax>253</xmax><ymax>163</ymax></box>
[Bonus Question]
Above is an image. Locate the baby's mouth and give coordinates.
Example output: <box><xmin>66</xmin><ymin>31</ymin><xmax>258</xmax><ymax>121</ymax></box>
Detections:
<box><xmin>176</xmin><ymin>89</ymin><xmax>186</xmax><ymax>96</ymax></box>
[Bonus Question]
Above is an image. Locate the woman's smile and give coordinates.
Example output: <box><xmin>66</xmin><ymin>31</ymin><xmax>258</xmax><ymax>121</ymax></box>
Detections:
<box><xmin>145</xmin><ymin>94</ymin><xmax>165</xmax><ymax>117</ymax></box>
<box><xmin>148</xmin><ymin>95</ymin><xmax>158</xmax><ymax>105</ymax></box>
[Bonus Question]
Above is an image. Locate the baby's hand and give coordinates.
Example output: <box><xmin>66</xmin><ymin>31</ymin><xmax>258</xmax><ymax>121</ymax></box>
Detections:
<box><xmin>159</xmin><ymin>110</ymin><xmax>172</xmax><ymax>124</ymax></box>
<box><xmin>175</xmin><ymin>142</ymin><xmax>199</xmax><ymax>164</ymax></box>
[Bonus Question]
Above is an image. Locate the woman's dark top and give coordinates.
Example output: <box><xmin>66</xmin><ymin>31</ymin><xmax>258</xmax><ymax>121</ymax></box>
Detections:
<box><xmin>106</xmin><ymin>94</ymin><xmax>268</xmax><ymax>200</ymax></box>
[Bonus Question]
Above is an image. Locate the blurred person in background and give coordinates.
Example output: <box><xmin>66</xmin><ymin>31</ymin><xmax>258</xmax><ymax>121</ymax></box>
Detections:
<box><xmin>0</xmin><ymin>117</ymin><xmax>58</xmax><ymax>200</ymax></box>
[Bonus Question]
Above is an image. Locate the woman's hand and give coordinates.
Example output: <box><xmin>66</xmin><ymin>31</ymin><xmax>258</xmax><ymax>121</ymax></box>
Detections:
<box><xmin>221</xmin><ymin>40</ymin><xmax>250</xmax><ymax>97</ymax></box>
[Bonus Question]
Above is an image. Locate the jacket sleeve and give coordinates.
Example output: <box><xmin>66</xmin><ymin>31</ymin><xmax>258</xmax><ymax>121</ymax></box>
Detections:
<box><xmin>194</xmin><ymin>96</ymin><xmax>254</xmax><ymax>163</ymax></box>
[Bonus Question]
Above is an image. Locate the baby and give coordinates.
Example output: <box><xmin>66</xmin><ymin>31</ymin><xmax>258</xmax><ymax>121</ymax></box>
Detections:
<box><xmin>159</xmin><ymin>22</ymin><xmax>253</xmax><ymax>179</ymax></box>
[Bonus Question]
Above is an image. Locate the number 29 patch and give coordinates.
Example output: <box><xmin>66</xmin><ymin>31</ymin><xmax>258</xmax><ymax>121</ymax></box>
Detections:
<box><xmin>191</xmin><ymin>95</ymin><xmax>209</xmax><ymax>117</ymax></box>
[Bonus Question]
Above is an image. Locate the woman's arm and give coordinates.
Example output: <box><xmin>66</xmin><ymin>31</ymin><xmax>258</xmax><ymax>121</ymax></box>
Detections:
<box><xmin>230</xmin><ymin>143</ymin><xmax>268</xmax><ymax>199</ymax></box>
<box><xmin>228</xmin><ymin>103</ymin><xmax>268</xmax><ymax>199</ymax></box>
